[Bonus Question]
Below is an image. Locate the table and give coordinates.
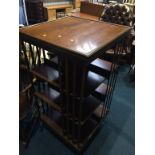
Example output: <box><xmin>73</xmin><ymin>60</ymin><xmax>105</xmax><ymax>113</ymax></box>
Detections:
<box><xmin>20</xmin><ymin>17</ymin><xmax>130</xmax><ymax>151</ymax></box>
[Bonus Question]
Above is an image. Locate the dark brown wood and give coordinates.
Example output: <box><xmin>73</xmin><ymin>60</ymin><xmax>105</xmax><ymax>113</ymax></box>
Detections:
<box><xmin>89</xmin><ymin>58</ymin><xmax>112</xmax><ymax>79</ymax></box>
<box><xmin>74</xmin><ymin>95</ymin><xmax>102</xmax><ymax>124</ymax></box>
<box><xmin>71</xmin><ymin>62</ymin><xmax>77</xmax><ymax>143</ymax></box>
<box><xmin>31</xmin><ymin>63</ymin><xmax>59</xmax><ymax>89</ymax></box>
<box><xmin>40</xmin><ymin>110</ymin><xmax>100</xmax><ymax>152</ymax></box>
<box><xmin>80</xmin><ymin>1</ymin><xmax>105</xmax><ymax>17</ymax></box>
<box><xmin>19</xmin><ymin>17</ymin><xmax>131</xmax><ymax>152</ymax></box>
<box><xmin>92</xmin><ymin>83</ymin><xmax>109</xmax><ymax>101</ymax></box>
<box><xmin>40</xmin><ymin>112</ymin><xmax>63</xmax><ymax>134</ymax></box>
<box><xmin>34</xmin><ymin>87</ymin><xmax>61</xmax><ymax>113</ymax></box>
<box><xmin>64</xmin><ymin>57</ymin><xmax>71</xmax><ymax>138</ymax></box>
<box><xmin>20</xmin><ymin>17</ymin><xmax>130</xmax><ymax>61</ymax></box>
<box><xmin>93</xmin><ymin>104</ymin><xmax>107</xmax><ymax>118</ymax></box>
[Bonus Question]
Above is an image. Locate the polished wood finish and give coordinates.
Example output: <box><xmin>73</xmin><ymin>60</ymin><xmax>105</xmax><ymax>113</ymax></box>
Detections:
<box><xmin>20</xmin><ymin>17</ymin><xmax>130</xmax><ymax>152</ymax></box>
<box><xmin>20</xmin><ymin>17</ymin><xmax>130</xmax><ymax>60</ymax></box>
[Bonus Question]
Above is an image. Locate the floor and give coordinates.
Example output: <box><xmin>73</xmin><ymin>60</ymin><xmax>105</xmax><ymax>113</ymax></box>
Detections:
<box><xmin>20</xmin><ymin>65</ymin><xmax>135</xmax><ymax>155</ymax></box>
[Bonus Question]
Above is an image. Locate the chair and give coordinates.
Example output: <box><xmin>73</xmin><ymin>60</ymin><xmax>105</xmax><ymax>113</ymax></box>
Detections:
<box><xmin>100</xmin><ymin>4</ymin><xmax>134</xmax><ymax>64</ymax></box>
<box><xmin>102</xmin><ymin>4</ymin><xmax>133</xmax><ymax>26</ymax></box>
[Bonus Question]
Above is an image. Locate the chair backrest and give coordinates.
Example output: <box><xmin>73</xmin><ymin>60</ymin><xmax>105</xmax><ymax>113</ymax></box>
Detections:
<box><xmin>101</xmin><ymin>4</ymin><xmax>134</xmax><ymax>26</ymax></box>
<box><xmin>80</xmin><ymin>1</ymin><xmax>105</xmax><ymax>17</ymax></box>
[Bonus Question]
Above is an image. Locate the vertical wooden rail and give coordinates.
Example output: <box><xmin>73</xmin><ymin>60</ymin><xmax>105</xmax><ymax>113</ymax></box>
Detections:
<box><xmin>64</xmin><ymin>57</ymin><xmax>70</xmax><ymax>138</ymax></box>
<box><xmin>71</xmin><ymin>62</ymin><xmax>77</xmax><ymax>143</ymax></box>
<box><xmin>58</xmin><ymin>54</ymin><xmax>66</xmax><ymax>135</ymax></box>
<box><xmin>41</xmin><ymin>49</ymin><xmax>46</xmax><ymax>91</ymax></box>
<box><xmin>41</xmin><ymin>48</ymin><xmax>47</xmax><ymax>114</ymax></box>
<box><xmin>78</xmin><ymin>65</ymin><xmax>87</xmax><ymax>148</ymax></box>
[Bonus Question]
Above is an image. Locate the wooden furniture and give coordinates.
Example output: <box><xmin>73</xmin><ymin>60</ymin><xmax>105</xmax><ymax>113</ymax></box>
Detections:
<box><xmin>20</xmin><ymin>17</ymin><xmax>130</xmax><ymax>152</ymax></box>
<box><xmin>25</xmin><ymin>0</ymin><xmax>48</xmax><ymax>24</ymax></box>
<box><xmin>45</xmin><ymin>4</ymin><xmax>73</xmax><ymax>20</ymax></box>
<box><xmin>69</xmin><ymin>1</ymin><xmax>105</xmax><ymax>21</ymax></box>
<box><xmin>74</xmin><ymin>0</ymin><xmax>81</xmax><ymax>8</ymax></box>
<box><xmin>20</xmin><ymin>41</ymin><xmax>59</xmax><ymax>91</ymax></box>
<box><xmin>80</xmin><ymin>1</ymin><xmax>105</xmax><ymax>17</ymax></box>
<box><xmin>68</xmin><ymin>12</ymin><xmax>100</xmax><ymax>21</ymax></box>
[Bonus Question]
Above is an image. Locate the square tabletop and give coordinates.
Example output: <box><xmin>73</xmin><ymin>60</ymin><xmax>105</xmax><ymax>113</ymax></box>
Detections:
<box><xmin>20</xmin><ymin>17</ymin><xmax>130</xmax><ymax>59</ymax></box>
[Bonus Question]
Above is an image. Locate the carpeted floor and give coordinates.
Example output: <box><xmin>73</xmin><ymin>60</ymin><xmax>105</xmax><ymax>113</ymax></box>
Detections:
<box><xmin>20</xmin><ymin>65</ymin><xmax>135</xmax><ymax>155</ymax></box>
